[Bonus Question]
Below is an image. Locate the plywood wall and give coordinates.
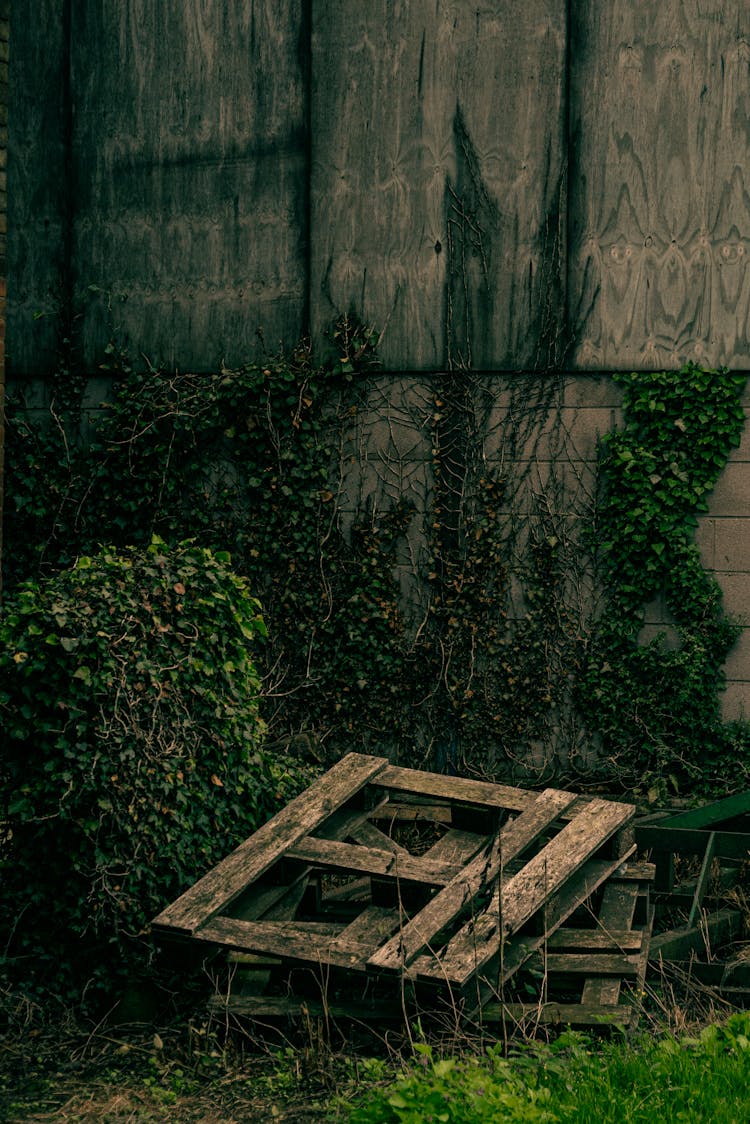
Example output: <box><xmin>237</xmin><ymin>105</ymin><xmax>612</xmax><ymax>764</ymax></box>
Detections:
<box><xmin>569</xmin><ymin>1</ymin><xmax>750</xmax><ymax>370</ymax></box>
<box><xmin>7</xmin><ymin>1</ymin><xmax>750</xmax><ymax>373</ymax></box>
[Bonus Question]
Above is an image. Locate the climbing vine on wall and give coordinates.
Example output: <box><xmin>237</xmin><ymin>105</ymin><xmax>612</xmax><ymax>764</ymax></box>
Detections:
<box><xmin>580</xmin><ymin>363</ymin><xmax>750</xmax><ymax>795</ymax></box>
<box><xmin>4</xmin><ymin>322</ymin><xmax>750</xmax><ymax>794</ymax></box>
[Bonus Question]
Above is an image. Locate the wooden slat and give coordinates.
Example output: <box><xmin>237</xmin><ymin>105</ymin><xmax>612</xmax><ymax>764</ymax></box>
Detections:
<box><xmin>581</xmin><ymin>880</ymin><xmax>640</xmax><ymax>1009</ymax></box>
<box><xmin>333</xmin><ymin>906</ymin><xmax>402</xmax><ymax>953</ymax></box>
<box><xmin>286</xmin><ymin>836</ymin><xmax>464</xmax><ymax>885</ymax></box>
<box><xmin>421</xmin><ymin>830</ymin><xmax>488</xmax><ymax>867</ymax></box>
<box><xmin>229</xmin><ymin>872</ymin><xmax>310</xmax><ymax>923</ymax></box>
<box><xmin>196</xmin><ymin>916</ymin><xmax>371</xmax><ymax>971</ymax></box>
<box><xmin>367</xmin><ymin>789</ymin><xmax>578</xmax><ymax>974</ymax></box>
<box><xmin>374</xmin><ymin>765</ymin><xmax>540</xmax><ymax>813</ymax></box>
<box><xmin>414</xmin><ymin>850</ymin><xmax>636</xmax><ymax>994</ymax></box>
<box><xmin>153</xmin><ymin>753</ymin><xmax>388</xmax><ymax>934</ymax></box>
<box><xmin>316</xmin><ymin>799</ymin><xmax>390</xmax><ymax>841</ymax></box>
<box><xmin>371</xmin><ymin>803</ymin><xmax>453</xmax><ymax>826</ymax></box>
<box><xmin>347</xmin><ymin>820</ymin><xmax>410</xmax><ymax>855</ymax></box>
<box><xmin>207</xmin><ymin>994</ymin><xmax>404</xmax><ymax>1022</ymax></box>
<box><xmin>482</xmin><ymin>1002</ymin><xmax>636</xmax><ymax>1029</ymax></box>
<box><xmin>425</xmin><ymin>799</ymin><xmax>634</xmax><ymax>988</ymax></box>
<box><xmin>535</xmin><ymin>953</ymin><xmax>640</xmax><ymax>978</ymax></box>
<box><xmin>546</xmin><ymin>928</ymin><xmax>644</xmax><ymax>953</ymax></box>
<box><xmin>321</xmin><ymin>877</ymin><xmax>371</xmax><ymax>904</ymax></box>
<box><xmin>608</xmin><ymin>862</ymin><xmax>655</xmax><ymax>883</ymax></box>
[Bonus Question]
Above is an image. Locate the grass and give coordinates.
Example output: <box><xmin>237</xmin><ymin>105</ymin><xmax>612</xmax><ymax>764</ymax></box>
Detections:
<box><xmin>345</xmin><ymin>1017</ymin><xmax>750</xmax><ymax>1123</ymax></box>
<box><xmin>4</xmin><ymin>980</ymin><xmax>750</xmax><ymax>1123</ymax></box>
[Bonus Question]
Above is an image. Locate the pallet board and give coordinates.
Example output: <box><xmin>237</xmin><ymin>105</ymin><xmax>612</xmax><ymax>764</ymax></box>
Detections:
<box><xmin>155</xmin><ymin>753</ymin><xmax>652</xmax><ymax>1031</ymax></box>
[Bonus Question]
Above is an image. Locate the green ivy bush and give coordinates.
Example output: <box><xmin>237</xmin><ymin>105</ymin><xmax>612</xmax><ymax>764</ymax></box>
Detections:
<box><xmin>0</xmin><ymin>538</ymin><xmax>274</xmax><ymax>999</ymax></box>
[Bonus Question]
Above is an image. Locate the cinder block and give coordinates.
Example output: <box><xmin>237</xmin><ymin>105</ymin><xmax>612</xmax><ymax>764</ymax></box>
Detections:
<box><xmin>695</xmin><ymin>517</ymin><xmax>717</xmax><ymax>567</ymax></box>
<box><xmin>720</xmin><ymin>680</ymin><xmax>750</xmax><ymax>723</ymax></box>
<box><xmin>720</xmin><ymin>626</ymin><xmax>750</xmax><ymax>682</ymax></box>
<box><xmin>707</xmin><ymin>463</ymin><xmax>750</xmax><ymax>517</ymax></box>
<box><xmin>712</xmin><ymin>571</ymin><xmax>750</xmax><ymax>623</ymax></box>
<box><xmin>562</xmin><ymin>374</ymin><xmax>623</xmax><ymax>410</ymax></box>
<box><xmin>702</xmin><ymin>518</ymin><xmax>750</xmax><ymax>572</ymax></box>
<box><xmin>483</xmin><ymin>404</ymin><xmax>614</xmax><ymax>463</ymax></box>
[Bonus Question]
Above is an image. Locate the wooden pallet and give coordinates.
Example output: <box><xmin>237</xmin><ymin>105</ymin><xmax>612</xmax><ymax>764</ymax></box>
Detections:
<box><xmin>154</xmin><ymin>753</ymin><xmax>648</xmax><ymax>1028</ymax></box>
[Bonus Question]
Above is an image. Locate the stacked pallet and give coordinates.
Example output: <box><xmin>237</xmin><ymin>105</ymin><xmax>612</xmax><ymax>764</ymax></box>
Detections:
<box><xmin>154</xmin><ymin>753</ymin><xmax>653</xmax><ymax>1031</ymax></box>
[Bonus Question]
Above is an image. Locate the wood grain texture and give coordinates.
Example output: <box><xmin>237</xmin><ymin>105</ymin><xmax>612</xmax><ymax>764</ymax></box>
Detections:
<box><xmin>152</xmin><ymin>752</ymin><xmax>388</xmax><ymax>934</ymax></box>
<box><xmin>570</xmin><ymin>1</ymin><xmax>750</xmax><ymax>369</ymax></box>
<box><xmin>7</xmin><ymin>0</ymin><xmax>68</xmax><ymax>375</ymax></box>
<box><xmin>310</xmin><ymin>0</ymin><xmax>566</xmax><ymax>370</ymax></box>
<box><xmin>70</xmin><ymin>0</ymin><xmax>308</xmax><ymax>370</ymax></box>
<box><xmin>429</xmin><ymin>798</ymin><xmax>634</xmax><ymax>987</ymax></box>
<box><xmin>367</xmin><ymin>788</ymin><xmax>578</xmax><ymax>974</ymax></box>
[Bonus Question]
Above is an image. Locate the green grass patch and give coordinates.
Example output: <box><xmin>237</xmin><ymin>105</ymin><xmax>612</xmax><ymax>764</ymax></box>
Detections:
<box><xmin>345</xmin><ymin>1015</ymin><xmax>750</xmax><ymax>1123</ymax></box>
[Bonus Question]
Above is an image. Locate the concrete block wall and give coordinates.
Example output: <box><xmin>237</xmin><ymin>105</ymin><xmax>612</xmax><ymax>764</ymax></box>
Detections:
<box><xmin>6</xmin><ymin>368</ymin><xmax>750</xmax><ymax>728</ymax></box>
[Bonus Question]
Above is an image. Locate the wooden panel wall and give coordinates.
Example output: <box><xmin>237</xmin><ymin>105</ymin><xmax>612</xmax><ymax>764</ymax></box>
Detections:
<box><xmin>310</xmin><ymin>1</ymin><xmax>567</xmax><ymax>371</ymax></box>
<box><xmin>7</xmin><ymin>0</ymin><xmax>68</xmax><ymax>376</ymax></box>
<box><xmin>0</xmin><ymin>0</ymin><xmax>7</xmax><ymax>597</ymax></box>
<box><xmin>70</xmin><ymin>0</ymin><xmax>308</xmax><ymax>370</ymax></box>
<box><xmin>8</xmin><ymin>1</ymin><xmax>750</xmax><ymax>374</ymax></box>
<box><xmin>569</xmin><ymin>1</ymin><xmax>750</xmax><ymax>370</ymax></box>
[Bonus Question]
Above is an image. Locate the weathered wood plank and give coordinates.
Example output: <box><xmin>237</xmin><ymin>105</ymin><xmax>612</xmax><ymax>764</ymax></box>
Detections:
<box><xmin>535</xmin><ymin>953</ymin><xmax>641</xmax><ymax>977</ymax></box>
<box><xmin>321</xmin><ymin>877</ymin><xmax>371</xmax><ymax>904</ymax></box>
<box><xmin>70</xmin><ymin>0</ymin><xmax>308</xmax><ymax>370</ymax></box>
<box><xmin>375</xmin><ymin>764</ymin><xmax>541</xmax><ymax>813</ymax></box>
<box><xmin>153</xmin><ymin>753</ymin><xmax>388</xmax><ymax>934</ymax></box>
<box><xmin>581</xmin><ymin>880</ymin><xmax>640</xmax><ymax>1009</ymax></box>
<box><xmin>195</xmin><ymin>916</ymin><xmax>369</xmax><ymax>970</ymax></box>
<box><xmin>348</xmin><ymin>820</ymin><xmax>410</xmax><ymax>855</ymax></box>
<box><xmin>546</xmin><ymin>928</ymin><xmax>644</xmax><ymax>953</ymax></box>
<box><xmin>200</xmin><ymin>908</ymin><xmax>399</xmax><ymax>971</ymax></box>
<box><xmin>227</xmin><ymin>870</ymin><xmax>310</xmax><ymax>923</ymax></box>
<box><xmin>481</xmin><ymin>1002</ymin><xmax>636</xmax><ymax>1029</ymax></box>
<box><xmin>286</xmin><ymin>836</ymin><xmax>465</xmax><ymax>885</ymax></box>
<box><xmin>333</xmin><ymin>906</ymin><xmax>402</xmax><ymax>954</ymax></box>
<box><xmin>310</xmin><ymin>1</ymin><xmax>567</xmax><ymax>370</ymax></box>
<box><xmin>428</xmin><ymin>799</ymin><xmax>634</xmax><ymax>987</ymax></box>
<box><xmin>412</xmin><ymin>850</ymin><xmax>635</xmax><ymax>992</ymax></box>
<box><xmin>367</xmin><ymin>789</ymin><xmax>578</xmax><ymax>974</ymax></box>
<box><xmin>207</xmin><ymin>994</ymin><xmax>404</xmax><ymax>1022</ymax></box>
<box><xmin>570</xmin><ymin>1</ymin><xmax>750</xmax><ymax>369</ymax></box>
<box><xmin>421</xmin><ymin>829</ymin><xmax>489</xmax><ymax>867</ymax></box>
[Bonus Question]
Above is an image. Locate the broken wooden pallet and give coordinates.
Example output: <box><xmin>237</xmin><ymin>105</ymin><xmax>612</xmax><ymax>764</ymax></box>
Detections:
<box><xmin>154</xmin><ymin>753</ymin><xmax>649</xmax><ymax>1029</ymax></box>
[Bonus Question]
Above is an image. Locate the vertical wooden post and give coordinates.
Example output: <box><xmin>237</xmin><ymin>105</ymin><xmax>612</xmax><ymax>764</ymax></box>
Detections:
<box><xmin>0</xmin><ymin>2</ymin><xmax>8</xmax><ymax>600</ymax></box>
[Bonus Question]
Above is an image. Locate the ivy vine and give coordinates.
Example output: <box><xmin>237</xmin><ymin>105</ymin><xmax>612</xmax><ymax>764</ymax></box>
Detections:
<box><xmin>580</xmin><ymin>363</ymin><xmax>750</xmax><ymax>796</ymax></box>
<box><xmin>4</xmin><ymin>320</ymin><xmax>750</xmax><ymax>796</ymax></box>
